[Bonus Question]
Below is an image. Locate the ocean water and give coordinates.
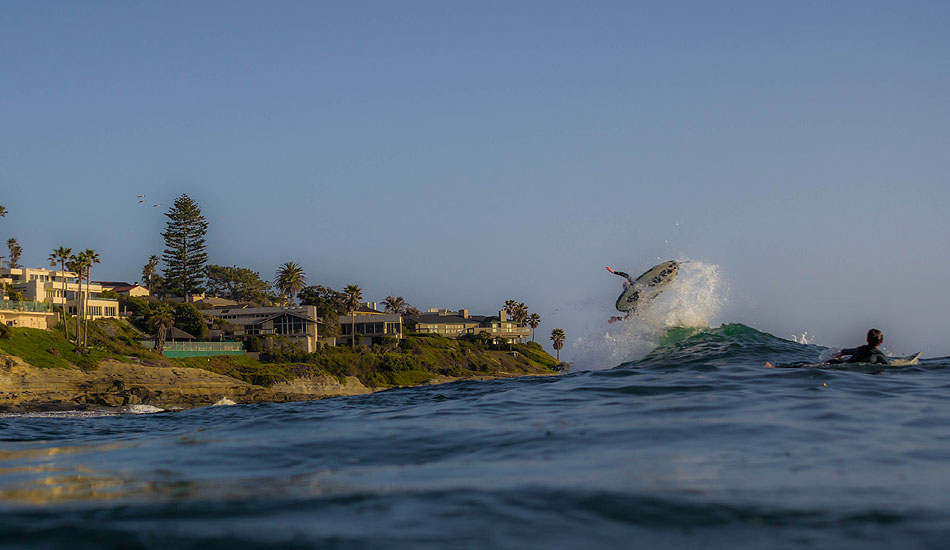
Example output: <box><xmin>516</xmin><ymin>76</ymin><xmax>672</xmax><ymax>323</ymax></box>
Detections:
<box><xmin>2</xmin><ymin>262</ymin><xmax>949</xmax><ymax>549</ymax></box>
<box><xmin>2</xmin><ymin>323</ymin><xmax>949</xmax><ymax>549</ymax></box>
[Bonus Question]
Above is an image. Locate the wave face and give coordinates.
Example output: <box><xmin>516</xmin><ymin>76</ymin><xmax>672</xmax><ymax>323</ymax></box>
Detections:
<box><xmin>2</xmin><ymin>325</ymin><xmax>950</xmax><ymax>549</ymax></box>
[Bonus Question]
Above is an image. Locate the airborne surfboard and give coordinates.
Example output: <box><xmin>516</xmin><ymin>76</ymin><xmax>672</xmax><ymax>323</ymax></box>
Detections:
<box><xmin>615</xmin><ymin>260</ymin><xmax>680</xmax><ymax>313</ymax></box>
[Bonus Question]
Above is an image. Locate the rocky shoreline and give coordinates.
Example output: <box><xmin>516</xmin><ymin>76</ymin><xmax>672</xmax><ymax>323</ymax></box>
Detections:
<box><xmin>0</xmin><ymin>356</ymin><xmax>378</xmax><ymax>413</ymax></box>
<box><xmin>0</xmin><ymin>355</ymin><xmax>538</xmax><ymax>414</ymax></box>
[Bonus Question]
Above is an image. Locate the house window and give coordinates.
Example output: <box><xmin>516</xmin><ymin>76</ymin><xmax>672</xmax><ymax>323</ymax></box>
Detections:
<box><xmin>275</xmin><ymin>316</ymin><xmax>306</xmax><ymax>335</ymax></box>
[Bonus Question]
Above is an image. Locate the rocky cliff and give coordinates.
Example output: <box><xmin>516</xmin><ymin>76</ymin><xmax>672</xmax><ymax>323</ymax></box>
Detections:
<box><xmin>0</xmin><ymin>355</ymin><xmax>373</xmax><ymax>413</ymax></box>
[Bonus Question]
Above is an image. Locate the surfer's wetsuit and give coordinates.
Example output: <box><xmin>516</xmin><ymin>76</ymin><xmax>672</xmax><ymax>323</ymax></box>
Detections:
<box><xmin>837</xmin><ymin>345</ymin><xmax>889</xmax><ymax>365</ymax></box>
<box><xmin>610</xmin><ymin>270</ymin><xmax>635</xmax><ymax>285</ymax></box>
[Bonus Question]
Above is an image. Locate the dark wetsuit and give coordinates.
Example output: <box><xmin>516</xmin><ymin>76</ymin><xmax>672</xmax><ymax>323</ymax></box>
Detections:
<box><xmin>611</xmin><ymin>270</ymin><xmax>635</xmax><ymax>284</ymax></box>
<box><xmin>839</xmin><ymin>345</ymin><xmax>889</xmax><ymax>365</ymax></box>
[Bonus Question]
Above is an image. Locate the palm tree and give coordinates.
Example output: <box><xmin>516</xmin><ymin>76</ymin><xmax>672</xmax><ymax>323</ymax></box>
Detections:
<box><xmin>504</xmin><ymin>299</ymin><xmax>518</xmax><ymax>319</ymax></box>
<box><xmin>6</xmin><ymin>238</ymin><xmax>22</xmax><ymax>269</ymax></box>
<box><xmin>404</xmin><ymin>305</ymin><xmax>421</xmax><ymax>316</ymax></box>
<box><xmin>383</xmin><ymin>295</ymin><xmax>406</xmax><ymax>314</ymax></box>
<box><xmin>81</xmin><ymin>249</ymin><xmax>100</xmax><ymax>347</ymax></box>
<box><xmin>148</xmin><ymin>302</ymin><xmax>175</xmax><ymax>353</ymax></box>
<box><xmin>142</xmin><ymin>255</ymin><xmax>159</xmax><ymax>291</ymax></box>
<box><xmin>67</xmin><ymin>252</ymin><xmax>90</xmax><ymax>347</ymax></box>
<box><xmin>512</xmin><ymin>302</ymin><xmax>529</xmax><ymax>326</ymax></box>
<box><xmin>49</xmin><ymin>247</ymin><xmax>73</xmax><ymax>342</ymax></box>
<box><xmin>0</xmin><ymin>205</ymin><xmax>6</xmax><ymax>218</ymax></box>
<box><xmin>344</xmin><ymin>284</ymin><xmax>362</xmax><ymax>348</ymax></box>
<box><xmin>508</xmin><ymin>302</ymin><xmax>529</xmax><ymax>343</ymax></box>
<box><xmin>550</xmin><ymin>328</ymin><xmax>566</xmax><ymax>362</ymax></box>
<box><xmin>527</xmin><ymin>313</ymin><xmax>541</xmax><ymax>342</ymax></box>
<box><xmin>274</xmin><ymin>261</ymin><xmax>307</xmax><ymax>305</ymax></box>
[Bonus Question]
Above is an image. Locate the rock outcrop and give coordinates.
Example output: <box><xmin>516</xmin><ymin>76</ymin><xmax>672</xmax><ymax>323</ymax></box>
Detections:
<box><xmin>0</xmin><ymin>356</ymin><xmax>374</xmax><ymax>413</ymax></box>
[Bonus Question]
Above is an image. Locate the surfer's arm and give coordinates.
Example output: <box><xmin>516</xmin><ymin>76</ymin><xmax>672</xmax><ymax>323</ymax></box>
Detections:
<box><xmin>606</xmin><ymin>266</ymin><xmax>634</xmax><ymax>283</ymax></box>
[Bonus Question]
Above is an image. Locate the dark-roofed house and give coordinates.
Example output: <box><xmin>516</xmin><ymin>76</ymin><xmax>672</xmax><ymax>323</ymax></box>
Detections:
<box><xmin>403</xmin><ymin>309</ymin><xmax>480</xmax><ymax>338</ymax></box>
<box><xmin>332</xmin><ymin>303</ymin><xmax>403</xmax><ymax>346</ymax></box>
<box><xmin>205</xmin><ymin>305</ymin><xmax>322</xmax><ymax>352</ymax></box>
<box><xmin>404</xmin><ymin>308</ymin><xmax>531</xmax><ymax>344</ymax></box>
<box><xmin>339</xmin><ymin>312</ymin><xmax>404</xmax><ymax>346</ymax></box>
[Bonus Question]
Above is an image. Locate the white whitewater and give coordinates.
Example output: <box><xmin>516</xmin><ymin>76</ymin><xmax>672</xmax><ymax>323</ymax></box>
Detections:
<box><xmin>573</xmin><ymin>260</ymin><xmax>726</xmax><ymax>371</ymax></box>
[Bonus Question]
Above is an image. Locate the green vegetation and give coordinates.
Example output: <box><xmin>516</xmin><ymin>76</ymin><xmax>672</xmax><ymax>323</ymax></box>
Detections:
<box><xmin>142</xmin><ymin>255</ymin><xmax>159</xmax><ymax>291</ymax></box>
<box><xmin>161</xmin><ymin>194</ymin><xmax>209</xmax><ymax>298</ymax></box>
<box><xmin>170</xmin><ymin>334</ymin><xmax>558</xmax><ymax>389</ymax></box>
<box><xmin>0</xmin><ymin>320</ymin><xmax>162</xmax><ymax>369</ymax></box>
<box><xmin>0</xmin><ymin>317</ymin><xmax>560</xmax><ymax>392</ymax></box>
<box><xmin>205</xmin><ymin>264</ymin><xmax>271</xmax><ymax>303</ymax></box>
<box><xmin>550</xmin><ymin>328</ymin><xmax>566</xmax><ymax>361</ymax></box>
<box><xmin>274</xmin><ymin>261</ymin><xmax>307</xmax><ymax>305</ymax></box>
<box><xmin>6</xmin><ymin>238</ymin><xmax>22</xmax><ymax>269</ymax></box>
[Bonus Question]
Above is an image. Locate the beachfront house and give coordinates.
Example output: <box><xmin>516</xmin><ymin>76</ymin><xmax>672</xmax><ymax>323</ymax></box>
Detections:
<box><xmin>403</xmin><ymin>308</ymin><xmax>531</xmax><ymax>344</ymax></box>
<box><xmin>204</xmin><ymin>305</ymin><xmax>322</xmax><ymax>353</ymax></box>
<box><xmin>338</xmin><ymin>303</ymin><xmax>404</xmax><ymax>346</ymax></box>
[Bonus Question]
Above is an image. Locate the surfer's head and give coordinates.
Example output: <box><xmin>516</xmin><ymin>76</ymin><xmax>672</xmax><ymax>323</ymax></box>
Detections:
<box><xmin>866</xmin><ymin>329</ymin><xmax>883</xmax><ymax>347</ymax></box>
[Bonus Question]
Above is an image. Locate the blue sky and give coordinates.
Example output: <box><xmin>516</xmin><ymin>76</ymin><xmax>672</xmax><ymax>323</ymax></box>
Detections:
<box><xmin>2</xmin><ymin>1</ymin><xmax>949</xmax><ymax>360</ymax></box>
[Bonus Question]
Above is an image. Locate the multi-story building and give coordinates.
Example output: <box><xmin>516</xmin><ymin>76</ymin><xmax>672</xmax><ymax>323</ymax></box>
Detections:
<box><xmin>0</xmin><ymin>267</ymin><xmax>120</xmax><ymax>320</ymax></box>
<box><xmin>338</xmin><ymin>304</ymin><xmax>404</xmax><ymax>346</ymax></box>
<box><xmin>404</xmin><ymin>308</ymin><xmax>531</xmax><ymax>343</ymax></box>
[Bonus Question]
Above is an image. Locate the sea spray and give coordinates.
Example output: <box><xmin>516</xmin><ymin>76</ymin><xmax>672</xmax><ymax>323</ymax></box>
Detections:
<box><xmin>572</xmin><ymin>260</ymin><xmax>726</xmax><ymax>370</ymax></box>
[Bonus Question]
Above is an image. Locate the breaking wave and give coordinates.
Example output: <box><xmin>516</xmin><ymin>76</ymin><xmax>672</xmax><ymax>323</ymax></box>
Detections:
<box><xmin>573</xmin><ymin>260</ymin><xmax>726</xmax><ymax>370</ymax></box>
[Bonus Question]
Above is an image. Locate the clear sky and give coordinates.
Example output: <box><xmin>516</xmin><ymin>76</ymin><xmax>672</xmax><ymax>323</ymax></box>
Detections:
<box><xmin>2</xmin><ymin>1</ymin><xmax>949</xmax><ymax>360</ymax></box>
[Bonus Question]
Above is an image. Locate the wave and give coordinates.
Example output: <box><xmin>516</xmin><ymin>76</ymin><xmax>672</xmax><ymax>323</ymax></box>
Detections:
<box><xmin>630</xmin><ymin>323</ymin><xmax>820</xmax><ymax>368</ymax></box>
<box><xmin>573</xmin><ymin>260</ymin><xmax>729</xmax><ymax>370</ymax></box>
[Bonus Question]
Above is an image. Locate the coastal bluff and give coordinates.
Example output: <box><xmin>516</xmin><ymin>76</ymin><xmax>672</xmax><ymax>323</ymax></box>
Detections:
<box><xmin>0</xmin><ymin>326</ymin><xmax>562</xmax><ymax>413</ymax></box>
<box><xmin>0</xmin><ymin>357</ymin><xmax>373</xmax><ymax>413</ymax></box>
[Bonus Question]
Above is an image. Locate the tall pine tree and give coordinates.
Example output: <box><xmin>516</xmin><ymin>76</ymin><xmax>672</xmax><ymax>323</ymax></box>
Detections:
<box><xmin>161</xmin><ymin>194</ymin><xmax>209</xmax><ymax>298</ymax></box>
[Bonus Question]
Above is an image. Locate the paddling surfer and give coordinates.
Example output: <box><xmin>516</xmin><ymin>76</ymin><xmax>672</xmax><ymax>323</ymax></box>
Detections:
<box><xmin>765</xmin><ymin>328</ymin><xmax>889</xmax><ymax>368</ymax></box>
<box><xmin>830</xmin><ymin>329</ymin><xmax>889</xmax><ymax>365</ymax></box>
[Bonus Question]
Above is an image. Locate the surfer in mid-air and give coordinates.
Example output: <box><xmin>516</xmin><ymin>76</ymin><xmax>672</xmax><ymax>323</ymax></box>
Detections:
<box><xmin>606</xmin><ymin>261</ymin><xmax>680</xmax><ymax>323</ymax></box>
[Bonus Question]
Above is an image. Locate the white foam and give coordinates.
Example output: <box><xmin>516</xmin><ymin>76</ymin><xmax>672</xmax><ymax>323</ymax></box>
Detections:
<box><xmin>572</xmin><ymin>260</ymin><xmax>726</xmax><ymax>371</ymax></box>
<box><xmin>126</xmin><ymin>404</ymin><xmax>165</xmax><ymax>414</ymax></box>
<box><xmin>213</xmin><ymin>397</ymin><xmax>237</xmax><ymax>406</ymax></box>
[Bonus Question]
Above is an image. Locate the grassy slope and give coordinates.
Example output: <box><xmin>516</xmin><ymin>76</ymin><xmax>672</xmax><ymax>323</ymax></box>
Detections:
<box><xmin>0</xmin><ymin>322</ymin><xmax>561</xmax><ymax>389</ymax></box>
<box><xmin>173</xmin><ymin>335</ymin><xmax>560</xmax><ymax>389</ymax></box>
<box><xmin>0</xmin><ymin>320</ymin><xmax>165</xmax><ymax>369</ymax></box>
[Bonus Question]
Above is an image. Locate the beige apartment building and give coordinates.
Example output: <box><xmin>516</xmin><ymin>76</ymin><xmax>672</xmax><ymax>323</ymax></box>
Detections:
<box><xmin>0</xmin><ymin>267</ymin><xmax>120</xmax><ymax>320</ymax></box>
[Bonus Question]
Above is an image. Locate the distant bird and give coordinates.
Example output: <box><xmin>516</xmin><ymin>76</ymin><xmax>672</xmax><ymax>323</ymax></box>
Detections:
<box><xmin>138</xmin><ymin>200</ymin><xmax>146</xmax><ymax>203</ymax></box>
<box><xmin>152</xmin><ymin>204</ymin><xmax>160</xmax><ymax>207</ymax></box>
<box><xmin>137</xmin><ymin>194</ymin><xmax>145</xmax><ymax>198</ymax></box>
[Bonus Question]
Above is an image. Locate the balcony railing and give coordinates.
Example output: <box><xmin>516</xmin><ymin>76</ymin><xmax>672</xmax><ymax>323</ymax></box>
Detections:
<box><xmin>0</xmin><ymin>300</ymin><xmax>55</xmax><ymax>313</ymax></box>
<box><xmin>138</xmin><ymin>341</ymin><xmax>244</xmax><ymax>352</ymax></box>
